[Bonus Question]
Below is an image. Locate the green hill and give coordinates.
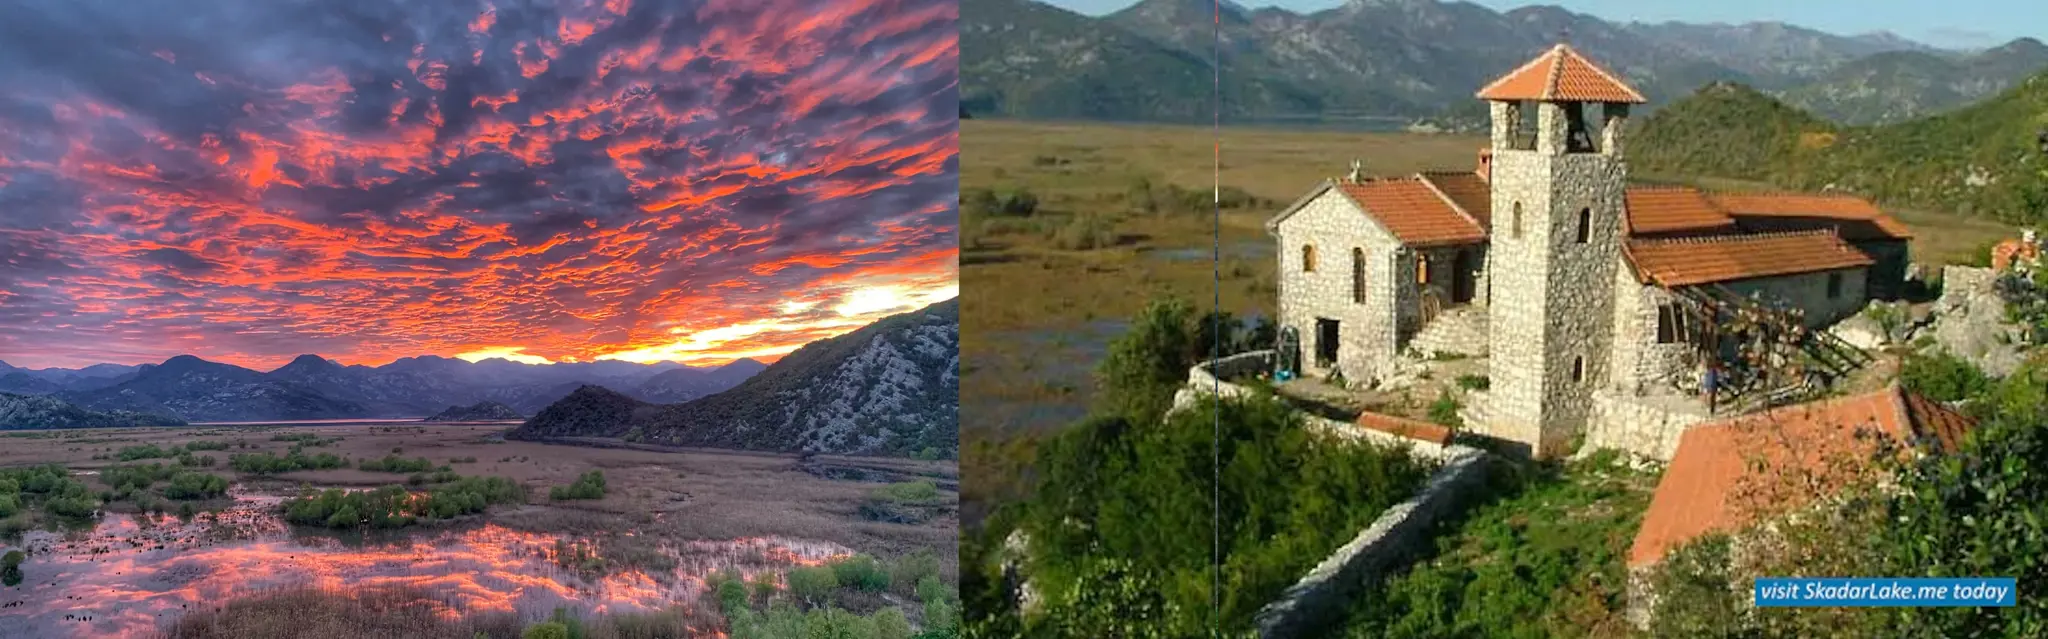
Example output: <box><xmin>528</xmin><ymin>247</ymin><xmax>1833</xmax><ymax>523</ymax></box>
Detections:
<box><xmin>1633</xmin><ymin>74</ymin><xmax>2048</xmax><ymax>224</ymax></box>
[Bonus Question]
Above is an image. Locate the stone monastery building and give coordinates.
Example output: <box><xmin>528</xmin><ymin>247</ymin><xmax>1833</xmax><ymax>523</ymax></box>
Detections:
<box><xmin>1267</xmin><ymin>44</ymin><xmax>1918</xmax><ymax>460</ymax></box>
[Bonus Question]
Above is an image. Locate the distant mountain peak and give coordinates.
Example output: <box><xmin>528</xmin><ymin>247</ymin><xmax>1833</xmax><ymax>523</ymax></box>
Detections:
<box><xmin>716</xmin><ymin>357</ymin><xmax>768</xmax><ymax>371</ymax></box>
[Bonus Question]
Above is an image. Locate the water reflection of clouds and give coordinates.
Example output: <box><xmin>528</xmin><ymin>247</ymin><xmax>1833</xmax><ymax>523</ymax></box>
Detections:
<box><xmin>1</xmin><ymin>503</ymin><xmax>848</xmax><ymax>638</ymax></box>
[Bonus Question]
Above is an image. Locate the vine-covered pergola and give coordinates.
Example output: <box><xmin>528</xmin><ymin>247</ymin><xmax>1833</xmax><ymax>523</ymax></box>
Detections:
<box><xmin>1663</xmin><ymin>283</ymin><xmax>1873</xmax><ymax>413</ymax></box>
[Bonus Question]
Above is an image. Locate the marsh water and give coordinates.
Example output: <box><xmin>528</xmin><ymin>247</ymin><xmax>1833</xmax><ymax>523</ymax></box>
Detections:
<box><xmin>0</xmin><ymin>493</ymin><xmax>846</xmax><ymax>638</ymax></box>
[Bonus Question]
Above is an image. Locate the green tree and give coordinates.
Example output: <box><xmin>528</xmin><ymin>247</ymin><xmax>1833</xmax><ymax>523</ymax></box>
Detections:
<box><xmin>521</xmin><ymin>622</ymin><xmax>570</xmax><ymax>639</ymax></box>
<box><xmin>1094</xmin><ymin>297</ymin><xmax>1197</xmax><ymax>425</ymax></box>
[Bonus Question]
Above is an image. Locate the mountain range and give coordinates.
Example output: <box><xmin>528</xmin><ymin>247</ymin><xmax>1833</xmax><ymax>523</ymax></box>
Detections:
<box><xmin>0</xmin><ymin>353</ymin><xmax>768</xmax><ymax>426</ymax></box>
<box><xmin>512</xmin><ymin>299</ymin><xmax>960</xmax><ymax>455</ymax></box>
<box><xmin>962</xmin><ymin>0</ymin><xmax>2048</xmax><ymax>126</ymax></box>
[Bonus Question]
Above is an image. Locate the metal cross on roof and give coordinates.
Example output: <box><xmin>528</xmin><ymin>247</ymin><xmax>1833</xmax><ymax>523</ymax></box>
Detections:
<box><xmin>1559</xmin><ymin>27</ymin><xmax>1570</xmax><ymax>44</ymax></box>
<box><xmin>1348</xmin><ymin>159</ymin><xmax>1363</xmax><ymax>183</ymax></box>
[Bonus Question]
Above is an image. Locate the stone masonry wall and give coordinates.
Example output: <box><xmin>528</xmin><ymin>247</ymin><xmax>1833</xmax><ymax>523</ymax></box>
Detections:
<box><xmin>1584</xmin><ymin>388</ymin><xmax>1711</xmax><ymax>461</ymax></box>
<box><xmin>1277</xmin><ymin>187</ymin><xmax>1405</xmax><ymax>387</ymax></box>
<box><xmin>1721</xmin><ymin>267</ymin><xmax>1868</xmax><ymax>328</ymax></box>
<box><xmin>1252</xmin><ymin>447</ymin><xmax>1493</xmax><ymax>639</ymax></box>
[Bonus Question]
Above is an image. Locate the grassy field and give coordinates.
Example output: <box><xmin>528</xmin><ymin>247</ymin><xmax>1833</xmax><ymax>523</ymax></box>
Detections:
<box><xmin>958</xmin><ymin>118</ymin><xmax>2019</xmax><ymax>528</ymax></box>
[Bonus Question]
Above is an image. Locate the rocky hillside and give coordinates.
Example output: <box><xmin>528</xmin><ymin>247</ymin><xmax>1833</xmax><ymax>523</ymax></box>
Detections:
<box><xmin>1633</xmin><ymin>72</ymin><xmax>2048</xmax><ymax>224</ymax></box>
<box><xmin>0</xmin><ymin>392</ymin><xmax>186</xmax><ymax>430</ymax></box>
<box><xmin>424</xmin><ymin>401</ymin><xmax>525</xmax><ymax>422</ymax></box>
<box><xmin>512</xmin><ymin>299</ymin><xmax>960</xmax><ymax>456</ymax></box>
<box><xmin>963</xmin><ymin>0</ymin><xmax>2043</xmax><ymax>126</ymax></box>
<box><xmin>21</xmin><ymin>353</ymin><xmax>755</xmax><ymax>423</ymax></box>
<box><xmin>1779</xmin><ymin>38</ymin><xmax>2048</xmax><ymax>124</ymax></box>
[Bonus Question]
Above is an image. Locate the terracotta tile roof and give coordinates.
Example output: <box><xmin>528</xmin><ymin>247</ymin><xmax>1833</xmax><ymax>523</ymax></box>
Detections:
<box><xmin>1335</xmin><ymin>177</ymin><xmax>1489</xmax><ymax>247</ymax></box>
<box><xmin>1628</xmin><ymin>386</ymin><xmax>1976</xmax><ymax>568</ymax></box>
<box><xmin>1624</xmin><ymin>186</ymin><xmax>1738</xmax><ymax>236</ymax></box>
<box><xmin>1476</xmin><ymin>44</ymin><xmax>1647</xmax><ymax>104</ymax></box>
<box><xmin>1709</xmin><ymin>192</ymin><xmax>1913</xmax><ymax>241</ymax></box>
<box><xmin>1355</xmin><ymin>411</ymin><xmax>1454</xmax><ymax>445</ymax></box>
<box><xmin>1624</xmin><ymin>230</ymin><xmax>1874</xmax><ymax>287</ymax></box>
<box><xmin>1420</xmin><ymin>171</ymin><xmax>1493</xmax><ymax>230</ymax></box>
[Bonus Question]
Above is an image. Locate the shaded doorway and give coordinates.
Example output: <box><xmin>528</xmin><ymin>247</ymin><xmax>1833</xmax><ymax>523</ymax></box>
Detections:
<box><xmin>1452</xmin><ymin>250</ymin><xmax>1478</xmax><ymax>304</ymax></box>
<box><xmin>1315</xmin><ymin>318</ymin><xmax>1340</xmax><ymax>367</ymax></box>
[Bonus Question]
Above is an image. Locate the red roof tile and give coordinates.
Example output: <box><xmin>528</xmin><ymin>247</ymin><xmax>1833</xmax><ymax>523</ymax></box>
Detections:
<box><xmin>1629</xmin><ymin>386</ymin><xmax>1976</xmax><ymax>567</ymax></box>
<box><xmin>1625</xmin><ymin>186</ymin><xmax>1738</xmax><ymax>236</ymax></box>
<box><xmin>1476</xmin><ymin>44</ymin><xmax>1647</xmax><ymax>104</ymax></box>
<box><xmin>1421</xmin><ymin>171</ymin><xmax>1493</xmax><ymax>230</ymax></box>
<box><xmin>1709</xmin><ymin>192</ymin><xmax>1913</xmax><ymax>241</ymax></box>
<box><xmin>1625</xmin><ymin>230</ymin><xmax>1873</xmax><ymax>287</ymax></box>
<box><xmin>1335</xmin><ymin>177</ymin><xmax>1489</xmax><ymax>247</ymax></box>
<box><xmin>1355</xmin><ymin>411</ymin><xmax>1454</xmax><ymax>445</ymax></box>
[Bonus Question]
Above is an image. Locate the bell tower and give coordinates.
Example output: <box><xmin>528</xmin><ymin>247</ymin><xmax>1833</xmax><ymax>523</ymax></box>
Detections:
<box><xmin>1473</xmin><ymin>44</ymin><xmax>1645</xmax><ymax>458</ymax></box>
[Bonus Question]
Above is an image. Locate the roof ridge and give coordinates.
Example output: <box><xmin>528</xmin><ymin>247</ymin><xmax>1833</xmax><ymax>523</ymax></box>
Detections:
<box><xmin>1708</xmin><ymin>189</ymin><xmax>1874</xmax><ymax>201</ymax></box>
<box><xmin>1556</xmin><ymin>44</ymin><xmax>1648</xmax><ymax>103</ymax></box>
<box><xmin>1415</xmin><ymin>172</ymin><xmax>1487</xmax><ymax>233</ymax></box>
<box><xmin>1631</xmin><ymin>228</ymin><xmax>1839</xmax><ymax>246</ymax></box>
<box><xmin>1541</xmin><ymin>47</ymin><xmax>1567</xmax><ymax>100</ymax></box>
<box><xmin>1625</xmin><ymin>184</ymin><xmax>1704</xmax><ymax>192</ymax></box>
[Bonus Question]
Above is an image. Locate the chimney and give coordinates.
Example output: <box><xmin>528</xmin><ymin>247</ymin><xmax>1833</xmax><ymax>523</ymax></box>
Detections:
<box><xmin>1476</xmin><ymin>147</ymin><xmax>1493</xmax><ymax>182</ymax></box>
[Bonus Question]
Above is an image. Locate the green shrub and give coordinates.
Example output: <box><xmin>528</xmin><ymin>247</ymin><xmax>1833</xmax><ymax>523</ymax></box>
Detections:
<box><xmin>869</xmin><ymin>481</ymin><xmax>941</xmax><ymax>504</ymax></box>
<box><xmin>1427</xmin><ymin>389</ymin><xmax>1463</xmax><ymax>427</ymax></box>
<box><xmin>359</xmin><ymin>455</ymin><xmax>437</xmax><ymax>473</ymax></box>
<box><xmin>1455</xmin><ymin>374</ymin><xmax>1491</xmax><ymax>390</ymax></box>
<box><xmin>786</xmin><ymin>565</ymin><xmax>838</xmax><ymax>605</ymax></box>
<box><xmin>115</xmin><ymin>444</ymin><xmax>175</xmax><ymax>461</ymax></box>
<box><xmin>1900</xmin><ymin>350</ymin><xmax>1993</xmax><ymax>402</ymax></box>
<box><xmin>163</xmin><ymin>472</ymin><xmax>229</xmax><ymax>500</ymax></box>
<box><xmin>1052</xmin><ymin>214</ymin><xmax>1115</xmax><ymax>250</ymax></box>
<box><xmin>889</xmin><ymin>553</ymin><xmax>941</xmax><ymax>596</ymax></box>
<box><xmin>548</xmin><ymin>471</ymin><xmax>606</xmax><ymax>501</ymax></box>
<box><xmin>520</xmin><ymin>621</ymin><xmax>569</xmax><ymax>639</ymax></box>
<box><xmin>830</xmin><ymin>554</ymin><xmax>890</xmax><ymax>592</ymax></box>
<box><xmin>228</xmin><ymin>451</ymin><xmax>347</xmax><ymax>474</ymax></box>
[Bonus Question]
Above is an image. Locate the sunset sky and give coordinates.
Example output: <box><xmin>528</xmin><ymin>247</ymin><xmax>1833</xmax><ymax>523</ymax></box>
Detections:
<box><xmin>0</xmin><ymin>0</ymin><xmax>958</xmax><ymax>370</ymax></box>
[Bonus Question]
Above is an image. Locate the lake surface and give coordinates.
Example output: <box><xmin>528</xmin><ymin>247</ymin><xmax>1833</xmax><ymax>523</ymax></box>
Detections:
<box><xmin>0</xmin><ymin>495</ymin><xmax>846</xmax><ymax>638</ymax></box>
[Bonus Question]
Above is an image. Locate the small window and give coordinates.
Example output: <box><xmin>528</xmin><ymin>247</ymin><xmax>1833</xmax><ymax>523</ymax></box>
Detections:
<box><xmin>1826</xmin><ymin>272</ymin><xmax>1844</xmax><ymax>299</ymax></box>
<box><xmin>1302</xmin><ymin>245</ymin><xmax>1317</xmax><ymax>273</ymax></box>
<box><xmin>1571</xmin><ymin>356</ymin><xmax>1585</xmax><ymax>383</ymax></box>
<box><xmin>1511</xmin><ymin>202</ymin><xmax>1523</xmax><ymax>239</ymax></box>
<box><xmin>1415</xmin><ymin>253</ymin><xmax>1430</xmax><ymax>285</ymax></box>
<box><xmin>1351</xmin><ymin>248</ymin><xmax>1366</xmax><ymax>304</ymax></box>
<box><xmin>1656</xmin><ymin>304</ymin><xmax>1687</xmax><ymax>344</ymax></box>
<box><xmin>1575</xmin><ymin>208</ymin><xmax>1591</xmax><ymax>244</ymax></box>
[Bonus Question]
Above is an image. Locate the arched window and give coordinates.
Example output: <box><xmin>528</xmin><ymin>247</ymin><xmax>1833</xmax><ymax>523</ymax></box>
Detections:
<box><xmin>1415</xmin><ymin>253</ymin><xmax>1430</xmax><ymax>285</ymax></box>
<box><xmin>1571</xmin><ymin>356</ymin><xmax>1585</xmax><ymax>383</ymax></box>
<box><xmin>1351</xmin><ymin>248</ymin><xmax>1366</xmax><ymax>304</ymax></box>
<box><xmin>1575</xmin><ymin>207</ymin><xmax>1592</xmax><ymax>244</ymax></box>
<box><xmin>1302</xmin><ymin>245</ymin><xmax>1317</xmax><ymax>272</ymax></box>
<box><xmin>1511</xmin><ymin>202</ymin><xmax>1523</xmax><ymax>239</ymax></box>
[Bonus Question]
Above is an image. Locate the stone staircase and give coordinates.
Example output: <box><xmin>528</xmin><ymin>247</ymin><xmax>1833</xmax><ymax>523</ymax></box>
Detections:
<box><xmin>1407</xmin><ymin>305</ymin><xmax>1490</xmax><ymax>358</ymax></box>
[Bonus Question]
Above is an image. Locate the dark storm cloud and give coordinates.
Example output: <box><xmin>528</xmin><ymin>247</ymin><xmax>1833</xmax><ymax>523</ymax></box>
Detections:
<box><xmin>0</xmin><ymin>0</ymin><xmax>959</xmax><ymax>369</ymax></box>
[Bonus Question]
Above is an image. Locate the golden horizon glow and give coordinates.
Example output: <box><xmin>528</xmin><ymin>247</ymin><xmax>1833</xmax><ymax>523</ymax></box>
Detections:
<box><xmin>454</xmin><ymin>347</ymin><xmax>555</xmax><ymax>366</ymax></box>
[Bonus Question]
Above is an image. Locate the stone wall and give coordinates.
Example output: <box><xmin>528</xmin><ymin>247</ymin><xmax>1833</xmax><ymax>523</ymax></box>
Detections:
<box><xmin>1583</xmin><ymin>388</ymin><xmax>1711</xmax><ymax>461</ymax></box>
<box><xmin>1276</xmin><ymin>187</ymin><xmax>1405</xmax><ymax>386</ymax></box>
<box><xmin>1722</xmin><ymin>267</ymin><xmax>1868</xmax><ymax>328</ymax></box>
<box><xmin>1480</xmin><ymin>135</ymin><xmax>1626</xmax><ymax>458</ymax></box>
<box><xmin>1180</xmin><ymin>350</ymin><xmax>1459</xmax><ymax>459</ymax></box>
<box><xmin>1252</xmin><ymin>446</ymin><xmax>1494</xmax><ymax>639</ymax></box>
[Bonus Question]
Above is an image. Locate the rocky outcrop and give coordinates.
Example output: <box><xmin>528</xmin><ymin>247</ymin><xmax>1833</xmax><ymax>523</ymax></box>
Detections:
<box><xmin>423</xmin><ymin>401</ymin><xmax>524</xmax><ymax>422</ymax></box>
<box><xmin>1925</xmin><ymin>266</ymin><xmax>2031</xmax><ymax>376</ymax></box>
<box><xmin>0</xmin><ymin>392</ymin><xmax>186</xmax><ymax>430</ymax></box>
